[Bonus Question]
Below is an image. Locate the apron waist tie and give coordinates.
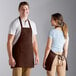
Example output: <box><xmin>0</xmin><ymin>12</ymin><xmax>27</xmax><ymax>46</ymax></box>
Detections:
<box><xmin>57</xmin><ymin>55</ymin><xmax>65</xmax><ymax>66</ymax></box>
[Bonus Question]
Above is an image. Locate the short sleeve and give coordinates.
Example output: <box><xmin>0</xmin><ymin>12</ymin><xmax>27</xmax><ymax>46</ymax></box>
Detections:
<box><xmin>49</xmin><ymin>30</ymin><xmax>54</xmax><ymax>39</ymax></box>
<box><xmin>8</xmin><ymin>21</ymin><xmax>17</xmax><ymax>35</ymax></box>
<box><xmin>31</xmin><ymin>22</ymin><xmax>37</xmax><ymax>35</ymax></box>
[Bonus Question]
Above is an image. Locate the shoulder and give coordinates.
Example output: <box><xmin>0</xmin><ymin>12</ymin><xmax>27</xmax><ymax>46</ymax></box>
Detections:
<box><xmin>49</xmin><ymin>29</ymin><xmax>55</xmax><ymax>34</ymax></box>
<box><xmin>10</xmin><ymin>17</ymin><xmax>20</xmax><ymax>28</ymax></box>
<box><xmin>49</xmin><ymin>29</ymin><xmax>55</xmax><ymax>38</ymax></box>
<box><xmin>29</xmin><ymin>19</ymin><xmax>36</xmax><ymax>27</ymax></box>
<box><xmin>8</xmin><ymin>17</ymin><xmax>20</xmax><ymax>35</ymax></box>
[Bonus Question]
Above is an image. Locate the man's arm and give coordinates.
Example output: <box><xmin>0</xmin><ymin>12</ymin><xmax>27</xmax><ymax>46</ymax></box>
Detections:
<box><xmin>7</xmin><ymin>34</ymin><xmax>16</xmax><ymax>67</ymax></box>
<box><xmin>32</xmin><ymin>35</ymin><xmax>39</xmax><ymax>65</ymax></box>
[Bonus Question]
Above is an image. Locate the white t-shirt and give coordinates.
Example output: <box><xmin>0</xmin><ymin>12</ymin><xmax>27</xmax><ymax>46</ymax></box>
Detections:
<box><xmin>8</xmin><ymin>17</ymin><xmax>37</xmax><ymax>45</ymax></box>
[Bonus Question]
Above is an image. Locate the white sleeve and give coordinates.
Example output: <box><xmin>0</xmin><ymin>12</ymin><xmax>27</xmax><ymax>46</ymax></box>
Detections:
<box><xmin>31</xmin><ymin>22</ymin><xmax>37</xmax><ymax>35</ymax></box>
<box><xmin>49</xmin><ymin>30</ymin><xmax>54</xmax><ymax>39</ymax></box>
<box><xmin>8</xmin><ymin>21</ymin><xmax>17</xmax><ymax>35</ymax></box>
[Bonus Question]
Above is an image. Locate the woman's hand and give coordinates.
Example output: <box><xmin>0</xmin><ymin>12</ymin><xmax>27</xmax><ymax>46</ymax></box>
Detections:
<box><xmin>43</xmin><ymin>58</ymin><xmax>46</xmax><ymax>68</ymax></box>
<box><xmin>35</xmin><ymin>55</ymin><xmax>39</xmax><ymax>65</ymax></box>
<box><xmin>9</xmin><ymin>57</ymin><xmax>16</xmax><ymax>67</ymax></box>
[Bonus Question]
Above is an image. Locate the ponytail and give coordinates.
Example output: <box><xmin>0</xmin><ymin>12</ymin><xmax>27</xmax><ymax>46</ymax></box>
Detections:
<box><xmin>62</xmin><ymin>22</ymin><xmax>68</xmax><ymax>39</ymax></box>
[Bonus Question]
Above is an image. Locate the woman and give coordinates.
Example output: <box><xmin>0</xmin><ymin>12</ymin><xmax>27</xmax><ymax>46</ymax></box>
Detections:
<box><xmin>43</xmin><ymin>13</ymin><xmax>69</xmax><ymax>76</ymax></box>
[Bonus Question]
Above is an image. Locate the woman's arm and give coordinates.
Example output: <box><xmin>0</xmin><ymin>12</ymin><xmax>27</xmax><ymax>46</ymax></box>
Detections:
<box><xmin>43</xmin><ymin>37</ymin><xmax>52</xmax><ymax>67</ymax></box>
<box><xmin>63</xmin><ymin>34</ymin><xmax>69</xmax><ymax>58</ymax></box>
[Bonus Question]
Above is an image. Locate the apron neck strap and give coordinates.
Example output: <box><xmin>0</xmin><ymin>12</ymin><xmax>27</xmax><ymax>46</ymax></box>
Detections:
<box><xmin>19</xmin><ymin>17</ymin><xmax>22</xmax><ymax>28</ymax></box>
<box><xmin>28</xmin><ymin>19</ymin><xmax>31</xmax><ymax>28</ymax></box>
<box><xmin>19</xmin><ymin>17</ymin><xmax>31</xmax><ymax>28</ymax></box>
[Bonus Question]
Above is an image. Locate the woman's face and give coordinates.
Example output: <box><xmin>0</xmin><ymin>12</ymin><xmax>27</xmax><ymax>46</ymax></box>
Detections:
<box><xmin>51</xmin><ymin>18</ymin><xmax>57</xmax><ymax>27</ymax></box>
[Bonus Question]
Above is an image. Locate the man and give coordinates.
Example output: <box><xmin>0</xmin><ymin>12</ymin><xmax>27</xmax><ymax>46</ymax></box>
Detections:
<box><xmin>7</xmin><ymin>1</ymin><xmax>39</xmax><ymax>76</ymax></box>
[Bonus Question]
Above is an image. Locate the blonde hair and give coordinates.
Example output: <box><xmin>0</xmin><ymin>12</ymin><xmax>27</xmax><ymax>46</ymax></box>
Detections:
<box><xmin>62</xmin><ymin>22</ymin><xmax>68</xmax><ymax>39</ymax></box>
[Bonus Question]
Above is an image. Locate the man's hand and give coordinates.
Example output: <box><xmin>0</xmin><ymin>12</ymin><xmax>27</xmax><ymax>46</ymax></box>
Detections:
<box><xmin>35</xmin><ymin>55</ymin><xmax>39</xmax><ymax>65</ymax></box>
<box><xmin>9</xmin><ymin>57</ymin><xmax>16</xmax><ymax>67</ymax></box>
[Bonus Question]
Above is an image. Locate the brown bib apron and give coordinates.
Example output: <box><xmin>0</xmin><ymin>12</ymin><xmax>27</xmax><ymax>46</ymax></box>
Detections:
<box><xmin>45</xmin><ymin>50</ymin><xmax>68</xmax><ymax>71</ymax></box>
<box><xmin>12</xmin><ymin>17</ymin><xmax>34</xmax><ymax>68</ymax></box>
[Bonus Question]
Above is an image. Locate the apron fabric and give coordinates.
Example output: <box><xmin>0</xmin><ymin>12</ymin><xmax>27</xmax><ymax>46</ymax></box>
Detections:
<box><xmin>12</xmin><ymin>17</ymin><xmax>34</xmax><ymax>68</ymax></box>
<box><xmin>45</xmin><ymin>50</ymin><xmax>68</xmax><ymax>71</ymax></box>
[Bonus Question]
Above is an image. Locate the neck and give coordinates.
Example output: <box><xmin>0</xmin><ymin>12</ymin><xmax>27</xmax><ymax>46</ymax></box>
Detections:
<box><xmin>55</xmin><ymin>26</ymin><xmax>62</xmax><ymax>30</ymax></box>
<box><xmin>55</xmin><ymin>26</ymin><xmax>60</xmax><ymax>28</ymax></box>
<box><xmin>20</xmin><ymin>15</ymin><xmax>28</xmax><ymax>21</ymax></box>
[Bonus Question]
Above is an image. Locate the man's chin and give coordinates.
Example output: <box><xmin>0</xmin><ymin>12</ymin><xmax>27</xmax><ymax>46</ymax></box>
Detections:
<box><xmin>23</xmin><ymin>15</ymin><xmax>28</xmax><ymax>17</ymax></box>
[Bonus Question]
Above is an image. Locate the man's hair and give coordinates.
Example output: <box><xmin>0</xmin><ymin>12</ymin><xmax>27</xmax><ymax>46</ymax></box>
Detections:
<box><xmin>18</xmin><ymin>1</ymin><xmax>29</xmax><ymax>10</ymax></box>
